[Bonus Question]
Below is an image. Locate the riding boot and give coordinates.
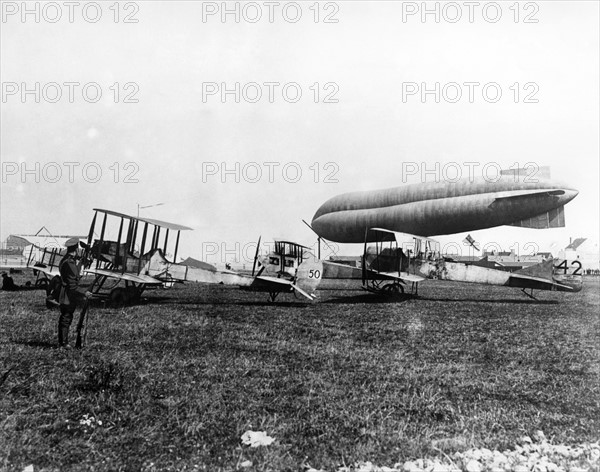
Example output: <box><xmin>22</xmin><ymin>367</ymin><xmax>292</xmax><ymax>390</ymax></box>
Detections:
<box><xmin>61</xmin><ymin>326</ymin><xmax>70</xmax><ymax>347</ymax></box>
<box><xmin>58</xmin><ymin>305</ymin><xmax>74</xmax><ymax>348</ymax></box>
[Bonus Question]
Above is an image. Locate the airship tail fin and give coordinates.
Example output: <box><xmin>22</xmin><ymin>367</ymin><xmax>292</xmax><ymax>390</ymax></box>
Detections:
<box><xmin>509</xmin><ymin>205</ymin><xmax>565</xmax><ymax>229</ymax></box>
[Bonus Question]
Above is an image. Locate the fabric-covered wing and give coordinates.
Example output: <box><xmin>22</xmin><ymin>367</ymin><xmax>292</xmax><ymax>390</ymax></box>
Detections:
<box><xmin>366</xmin><ymin>270</ymin><xmax>425</xmax><ymax>284</ymax></box>
<box><xmin>92</xmin><ymin>208</ymin><xmax>193</xmax><ymax>231</ymax></box>
<box><xmin>32</xmin><ymin>264</ymin><xmax>60</xmax><ymax>278</ymax></box>
<box><xmin>253</xmin><ymin>276</ymin><xmax>315</xmax><ymax>300</ymax></box>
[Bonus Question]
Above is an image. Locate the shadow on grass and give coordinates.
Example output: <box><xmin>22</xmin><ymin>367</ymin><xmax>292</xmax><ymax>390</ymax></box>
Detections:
<box><xmin>324</xmin><ymin>293</ymin><xmax>415</xmax><ymax>304</ymax></box>
<box><xmin>35</xmin><ymin>294</ymin><xmax>311</xmax><ymax>310</ymax></box>
<box><xmin>164</xmin><ymin>299</ymin><xmax>311</xmax><ymax>308</ymax></box>
<box><xmin>417</xmin><ymin>296</ymin><xmax>560</xmax><ymax>305</ymax></box>
<box><xmin>324</xmin><ymin>293</ymin><xmax>560</xmax><ymax>305</ymax></box>
<box><xmin>12</xmin><ymin>339</ymin><xmax>57</xmax><ymax>349</ymax></box>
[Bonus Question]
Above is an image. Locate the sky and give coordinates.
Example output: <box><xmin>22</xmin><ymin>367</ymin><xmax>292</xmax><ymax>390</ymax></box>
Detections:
<box><xmin>1</xmin><ymin>1</ymin><xmax>598</xmax><ymax>266</ymax></box>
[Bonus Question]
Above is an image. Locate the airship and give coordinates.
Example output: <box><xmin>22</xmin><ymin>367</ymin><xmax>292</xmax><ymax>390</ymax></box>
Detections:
<box><xmin>311</xmin><ymin>172</ymin><xmax>579</xmax><ymax>243</ymax></box>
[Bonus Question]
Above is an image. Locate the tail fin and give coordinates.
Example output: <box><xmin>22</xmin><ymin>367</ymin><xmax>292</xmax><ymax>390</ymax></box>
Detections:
<box><xmin>552</xmin><ymin>258</ymin><xmax>583</xmax><ymax>292</ymax></box>
<box><xmin>509</xmin><ymin>205</ymin><xmax>565</xmax><ymax>229</ymax></box>
<box><xmin>295</xmin><ymin>254</ymin><xmax>323</xmax><ymax>299</ymax></box>
<box><xmin>514</xmin><ymin>259</ymin><xmax>554</xmax><ymax>279</ymax></box>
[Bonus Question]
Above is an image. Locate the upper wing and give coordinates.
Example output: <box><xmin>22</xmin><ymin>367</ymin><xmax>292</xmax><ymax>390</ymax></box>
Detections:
<box><xmin>93</xmin><ymin>208</ymin><xmax>193</xmax><ymax>231</ymax></box>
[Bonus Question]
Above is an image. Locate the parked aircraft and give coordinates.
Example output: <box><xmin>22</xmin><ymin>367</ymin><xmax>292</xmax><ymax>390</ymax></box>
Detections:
<box><xmin>28</xmin><ymin>209</ymin><xmax>323</xmax><ymax>305</ymax></box>
<box><xmin>361</xmin><ymin>228</ymin><xmax>582</xmax><ymax>299</ymax></box>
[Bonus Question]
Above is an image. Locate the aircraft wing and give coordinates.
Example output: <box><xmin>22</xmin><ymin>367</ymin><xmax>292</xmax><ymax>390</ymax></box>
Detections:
<box><xmin>93</xmin><ymin>208</ymin><xmax>193</xmax><ymax>231</ymax></box>
<box><xmin>84</xmin><ymin>268</ymin><xmax>163</xmax><ymax>285</ymax></box>
<box><xmin>31</xmin><ymin>264</ymin><xmax>60</xmax><ymax>278</ymax></box>
<box><xmin>253</xmin><ymin>275</ymin><xmax>316</xmax><ymax>300</ymax></box>
<box><xmin>374</xmin><ymin>270</ymin><xmax>426</xmax><ymax>284</ymax></box>
<box><xmin>507</xmin><ymin>273</ymin><xmax>574</xmax><ymax>291</ymax></box>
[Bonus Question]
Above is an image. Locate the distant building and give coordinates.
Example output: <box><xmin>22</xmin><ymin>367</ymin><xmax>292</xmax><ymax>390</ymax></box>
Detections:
<box><xmin>446</xmin><ymin>248</ymin><xmax>555</xmax><ymax>273</ymax></box>
<box><xmin>484</xmin><ymin>249</ymin><xmax>545</xmax><ymax>266</ymax></box>
<box><xmin>181</xmin><ymin>257</ymin><xmax>217</xmax><ymax>272</ymax></box>
<box><xmin>448</xmin><ymin>255</ymin><xmax>481</xmax><ymax>263</ymax></box>
<box><xmin>1</xmin><ymin>230</ymin><xmax>87</xmax><ymax>268</ymax></box>
<box><xmin>1</xmin><ymin>235</ymin><xmax>29</xmax><ymax>255</ymax></box>
<box><xmin>559</xmin><ymin>238</ymin><xmax>600</xmax><ymax>271</ymax></box>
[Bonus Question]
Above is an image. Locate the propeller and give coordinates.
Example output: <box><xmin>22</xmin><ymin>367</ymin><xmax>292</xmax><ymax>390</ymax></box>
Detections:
<box><xmin>251</xmin><ymin>236</ymin><xmax>261</xmax><ymax>277</ymax></box>
<box><xmin>302</xmin><ymin>219</ymin><xmax>337</xmax><ymax>258</ymax></box>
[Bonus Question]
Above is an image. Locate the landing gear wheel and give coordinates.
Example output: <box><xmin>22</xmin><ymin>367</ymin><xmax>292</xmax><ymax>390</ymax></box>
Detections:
<box><xmin>110</xmin><ymin>287</ymin><xmax>130</xmax><ymax>307</ymax></box>
<box><xmin>37</xmin><ymin>278</ymin><xmax>49</xmax><ymax>289</ymax></box>
<box><xmin>126</xmin><ymin>286</ymin><xmax>142</xmax><ymax>304</ymax></box>
<box><xmin>382</xmin><ymin>283</ymin><xmax>403</xmax><ymax>294</ymax></box>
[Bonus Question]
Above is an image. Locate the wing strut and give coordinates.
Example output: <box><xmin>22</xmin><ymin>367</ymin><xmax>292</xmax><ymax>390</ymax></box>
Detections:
<box><xmin>98</xmin><ymin>212</ymin><xmax>108</xmax><ymax>269</ymax></box>
<box><xmin>116</xmin><ymin>217</ymin><xmax>124</xmax><ymax>272</ymax></box>
<box><xmin>173</xmin><ymin>230</ymin><xmax>181</xmax><ymax>262</ymax></box>
<box><xmin>252</xmin><ymin>236</ymin><xmax>261</xmax><ymax>277</ymax></box>
<box><xmin>138</xmin><ymin>222</ymin><xmax>148</xmax><ymax>273</ymax></box>
<box><xmin>303</xmin><ymin>219</ymin><xmax>337</xmax><ymax>258</ymax></box>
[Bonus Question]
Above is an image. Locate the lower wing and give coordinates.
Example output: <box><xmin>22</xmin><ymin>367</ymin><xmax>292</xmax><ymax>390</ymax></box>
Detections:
<box><xmin>253</xmin><ymin>275</ymin><xmax>316</xmax><ymax>300</ymax></box>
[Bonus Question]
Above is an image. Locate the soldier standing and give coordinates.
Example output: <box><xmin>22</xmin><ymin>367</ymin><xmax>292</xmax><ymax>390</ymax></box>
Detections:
<box><xmin>58</xmin><ymin>238</ymin><xmax>92</xmax><ymax>348</ymax></box>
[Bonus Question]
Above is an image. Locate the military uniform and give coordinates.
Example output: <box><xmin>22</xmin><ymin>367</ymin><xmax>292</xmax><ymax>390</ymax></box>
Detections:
<box><xmin>57</xmin><ymin>239</ymin><xmax>88</xmax><ymax>347</ymax></box>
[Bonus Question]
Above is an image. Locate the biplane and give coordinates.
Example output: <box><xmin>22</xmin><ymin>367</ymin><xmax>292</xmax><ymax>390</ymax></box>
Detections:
<box><xmin>28</xmin><ymin>209</ymin><xmax>323</xmax><ymax>305</ymax></box>
<box><xmin>361</xmin><ymin>228</ymin><xmax>583</xmax><ymax>299</ymax></box>
<box><xmin>28</xmin><ymin>209</ymin><xmax>193</xmax><ymax>305</ymax></box>
<box><xmin>238</xmin><ymin>239</ymin><xmax>323</xmax><ymax>302</ymax></box>
<box><xmin>142</xmin><ymin>236</ymin><xmax>322</xmax><ymax>302</ymax></box>
<box><xmin>361</xmin><ymin>228</ymin><xmax>429</xmax><ymax>295</ymax></box>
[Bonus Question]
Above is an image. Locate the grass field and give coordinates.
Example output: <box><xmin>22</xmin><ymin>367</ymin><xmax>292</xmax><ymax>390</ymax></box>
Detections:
<box><xmin>1</xmin><ymin>275</ymin><xmax>599</xmax><ymax>471</ymax></box>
